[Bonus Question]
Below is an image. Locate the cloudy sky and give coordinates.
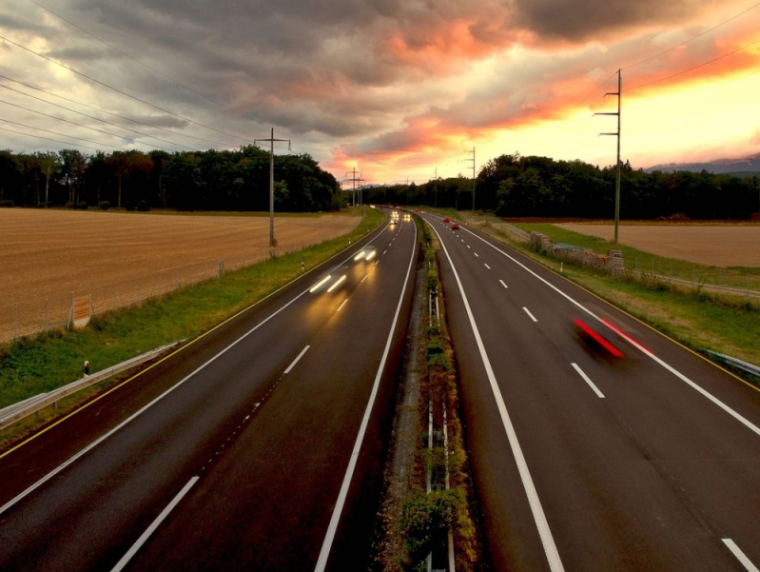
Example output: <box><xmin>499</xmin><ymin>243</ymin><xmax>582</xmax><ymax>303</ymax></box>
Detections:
<box><xmin>1</xmin><ymin>0</ymin><xmax>759</xmax><ymax>184</ymax></box>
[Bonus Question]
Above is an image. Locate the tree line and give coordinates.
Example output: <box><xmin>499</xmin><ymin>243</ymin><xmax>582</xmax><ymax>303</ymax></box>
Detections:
<box><xmin>364</xmin><ymin>154</ymin><xmax>760</xmax><ymax>220</ymax></box>
<box><xmin>0</xmin><ymin>146</ymin><xmax>345</xmax><ymax>212</ymax></box>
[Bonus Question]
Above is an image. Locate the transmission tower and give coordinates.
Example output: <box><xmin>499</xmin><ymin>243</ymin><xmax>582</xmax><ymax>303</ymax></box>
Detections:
<box><xmin>344</xmin><ymin>167</ymin><xmax>363</xmax><ymax>207</ymax></box>
<box><xmin>254</xmin><ymin>128</ymin><xmax>291</xmax><ymax>247</ymax></box>
<box><xmin>465</xmin><ymin>147</ymin><xmax>476</xmax><ymax>211</ymax></box>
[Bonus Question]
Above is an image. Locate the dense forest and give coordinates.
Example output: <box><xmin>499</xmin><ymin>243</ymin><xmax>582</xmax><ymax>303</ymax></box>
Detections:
<box><xmin>365</xmin><ymin>154</ymin><xmax>760</xmax><ymax>220</ymax></box>
<box><xmin>0</xmin><ymin>146</ymin><xmax>345</xmax><ymax>212</ymax></box>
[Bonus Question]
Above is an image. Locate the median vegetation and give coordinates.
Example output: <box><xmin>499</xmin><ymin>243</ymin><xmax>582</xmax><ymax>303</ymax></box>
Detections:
<box><xmin>0</xmin><ymin>209</ymin><xmax>383</xmax><ymax>449</ymax></box>
<box><xmin>398</xmin><ymin>220</ymin><xmax>482</xmax><ymax>571</ymax></box>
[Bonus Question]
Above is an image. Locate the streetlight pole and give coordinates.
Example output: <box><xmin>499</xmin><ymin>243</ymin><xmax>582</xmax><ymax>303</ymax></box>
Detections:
<box><xmin>254</xmin><ymin>128</ymin><xmax>291</xmax><ymax>247</ymax></box>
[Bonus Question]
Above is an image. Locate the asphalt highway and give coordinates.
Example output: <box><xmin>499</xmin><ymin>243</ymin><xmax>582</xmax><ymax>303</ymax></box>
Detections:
<box><xmin>0</xmin><ymin>212</ymin><xmax>417</xmax><ymax>571</ymax></box>
<box><xmin>423</xmin><ymin>213</ymin><xmax>760</xmax><ymax>572</ymax></box>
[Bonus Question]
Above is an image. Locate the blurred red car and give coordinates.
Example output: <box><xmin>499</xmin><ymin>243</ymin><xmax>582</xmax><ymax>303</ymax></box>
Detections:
<box><xmin>443</xmin><ymin>217</ymin><xmax>451</xmax><ymax>223</ymax></box>
<box><xmin>451</xmin><ymin>222</ymin><xmax>460</xmax><ymax>230</ymax></box>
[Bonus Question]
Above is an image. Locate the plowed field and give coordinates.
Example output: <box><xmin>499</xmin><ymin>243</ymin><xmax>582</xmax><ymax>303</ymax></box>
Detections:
<box><xmin>557</xmin><ymin>224</ymin><xmax>760</xmax><ymax>267</ymax></box>
<box><xmin>1</xmin><ymin>209</ymin><xmax>360</xmax><ymax>342</ymax></box>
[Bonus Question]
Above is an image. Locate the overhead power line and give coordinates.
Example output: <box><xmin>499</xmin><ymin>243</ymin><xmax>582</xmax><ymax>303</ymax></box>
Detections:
<box><xmin>0</xmin><ymin>82</ymin><xmax>193</xmax><ymax>151</ymax></box>
<box><xmin>0</xmin><ymin>116</ymin><xmax>113</xmax><ymax>149</ymax></box>
<box><xmin>0</xmin><ymin>73</ymin><xmax>231</xmax><ymax>147</ymax></box>
<box><xmin>0</xmin><ymin>96</ymin><xmax>138</xmax><ymax>146</ymax></box>
<box><xmin>0</xmin><ymin>124</ymin><xmax>99</xmax><ymax>151</ymax></box>
<box><xmin>24</xmin><ymin>0</ymin><xmax>232</xmax><ymax>112</ymax></box>
<box><xmin>629</xmin><ymin>36</ymin><xmax>760</xmax><ymax>92</ymax></box>
<box><xmin>0</xmin><ymin>33</ymin><xmax>253</xmax><ymax>145</ymax></box>
<box><xmin>623</xmin><ymin>0</ymin><xmax>760</xmax><ymax>71</ymax></box>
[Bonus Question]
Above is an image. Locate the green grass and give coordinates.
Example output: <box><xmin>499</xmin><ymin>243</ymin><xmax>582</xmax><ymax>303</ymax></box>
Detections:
<box><xmin>0</xmin><ymin>208</ymin><xmax>383</xmax><ymax>428</ymax></box>
<box><xmin>478</xmin><ymin>223</ymin><xmax>760</xmax><ymax>377</ymax></box>
<box><xmin>513</xmin><ymin>222</ymin><xmax>760</xmax><ymax>291</ymax></box>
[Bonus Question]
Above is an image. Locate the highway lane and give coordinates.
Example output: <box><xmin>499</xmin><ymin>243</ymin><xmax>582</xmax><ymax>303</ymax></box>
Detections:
<box><xmin>423</xmin><ymin>213</ymin><xmax>760</xmax><ymax>572</ymax></box>
<box><xmin>0</xmin><ymin>212</ymin><xmax>417</xmax><ymax>571</ymax></box>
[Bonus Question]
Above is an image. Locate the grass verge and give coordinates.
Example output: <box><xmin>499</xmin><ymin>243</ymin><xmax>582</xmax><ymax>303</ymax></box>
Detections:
<box><xmin>0</xmin><ymin>209</ymin><xmax>383</xmax><ymax>448</ymax></box>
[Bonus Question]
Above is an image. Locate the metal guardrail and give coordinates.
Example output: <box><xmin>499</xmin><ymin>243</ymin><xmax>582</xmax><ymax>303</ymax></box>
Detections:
<box><xmin>0</xmin><ymin>341</ymin><xmax>182</xmax><ymax>431</ymax></box>
<box><xmin>706</xmin><ymin>351</ymin><xmax>760</xmax><ymax>378</ymax></box>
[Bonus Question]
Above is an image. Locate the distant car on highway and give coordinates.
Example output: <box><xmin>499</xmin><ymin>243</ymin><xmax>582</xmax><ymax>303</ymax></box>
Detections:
<box><xmin>451</xmin><ymin>222</ymin><xmax>460</xmax><ymax>230</ymax></box>
<box><xmin>403</xmin><ymin>213</ymin><xmax>411</xmax><ymax>221</ymax></box>
<box><xmin>443</xmin><ymin>217</ymin><xmax>451</xmax><ymax>223</ymax></box>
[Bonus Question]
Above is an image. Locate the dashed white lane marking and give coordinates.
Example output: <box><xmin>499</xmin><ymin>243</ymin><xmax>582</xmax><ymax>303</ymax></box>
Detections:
<box><xmin>337</xmin><ymin>299</ymin><xmax>348</xmax><ymax>312</ymax></box>
<box><xmin>361</xmin><ymin>274</ymin><xmax>368</xmax><ymax>283</ymax></box>
<box><xmin>523</xmin><ymin>307</ymin><xmax>538</xmax><ymax>323</ymax></box>
<box><xmin>723</xmin><ymin>539</ymin><xmax>760</xmax><ymax>572</ymax></box>
<box><xmin>110</xmin><ymin>477</ymin><xmax>200</xmax><ymax>572</ymax></box>
<box><xmin>467</xmin><ymin>244</ymin><xmax>471</xmax><ymax>249</ymax></box>
<box><xmin>284</xmin><ymin>345</ymin><xmax>310</xmax><ymax>374</ymax></box>
<box><xmin>425</xmin><ymin>219</ymin><xmax>565</xmax><ymax>572</ymax></box>
<box><xmin>499</xmin><ymin>280</ymin><xmax>508</xmax><ymax>289</ymax></box>
<box><xmin>571</xmin><ymin>363</ymin><xmax>605</xmax><ymax>399</ymax></box>
<box><xmin>484</xmin><ymin>264</ymin><xmax>491</xmax><ymax>270</ymax></box>
<box><xmin>464</xmin><ymin>228</ymin><xmax>760</xmax><ymax>440</ymax></box>
<box><xmin>375</xmin><ymin>260</ymin><xmax>379</xmax><ymax>265</ymax></box>
<box><xmin>383</xmin><ymin>250</ymin><xmax>387</xmax><ymax>255</ymax></box>
<box><xmin>474</xmin><ymin>252</ymin><xmax>479</xmax><ymax>258</ymax></box>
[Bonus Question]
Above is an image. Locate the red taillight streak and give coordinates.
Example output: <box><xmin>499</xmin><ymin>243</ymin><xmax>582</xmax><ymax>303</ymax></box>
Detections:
<box><xmin>574</xmin><ymin>319</ymin><xmax>624</xmax><ymax>358</ymax></box>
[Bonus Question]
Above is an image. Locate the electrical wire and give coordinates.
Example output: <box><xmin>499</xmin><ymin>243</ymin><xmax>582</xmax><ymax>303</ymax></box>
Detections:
<box><xmin>0</xmin><ymin>116</ymin><xmax>114</xmax><ymax>148</ymax></box>
<box><xmin>23</xmin><ymin>0</ymin><xmax>232</xmax><ymax>112</ymax></box>
<box><xmin>623</xmin><ymin>0</ymin><xmax>760</xmax><ymax>71</ymax></box>
<box><xmin>629</xmin><ymin>36</ymin><xmax>760</xmax><ymax>92</ymax></box>
<box><xmin>0</xmin><ymin>73</ymin><xmax>232</xmax><ymax>147</ymax></box>
<box><xmin>0</xmin><ymin>82</ymin><xmax>194</xmax><ymax>151</ymax></box>
<box><xmin>0</xmin><ymin>117</ymin><xmax>103</xmax><ymax>151</ymax></box>
<box><xmin>0</xmin><ymin>33</ymin><xmax>253</xmax><ymax>144</ymax></box>
<box><xmin>0</xmin><ymin>96</ymin><xmax>139</xmax><ymax>146</ymax></box>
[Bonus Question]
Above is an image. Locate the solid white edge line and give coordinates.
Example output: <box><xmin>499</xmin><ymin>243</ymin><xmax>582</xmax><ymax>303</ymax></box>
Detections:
<box><xmin>571</xmin><ymin>363</ymin><xmax>605</xmax><ymax>399</ymax></box>
<box><xmin>314</xmin><ymin>221</ymin><xmax>418</xmax><ymax>572</ymax></box>
<box><xmin>723</xmin><ymin>539</ymin><xmax>760</xmax><ymax>572</ymax></box>
<box><xmin>284</xmin><ymin>345</ymin><xmax>311</xmax><ymax>374</ymax></box>
<box><xmin>337</xmin><ymin>299</ymin><xmax>348</xmax><ymax>312</ymax></box>
<box><xmin>426</xmin><ymin>220</ymin><xmax>565</xmax><ymax>572</ymax></box>
<box><xmin>523</xmin><ymin>307</ymin><xmax>538</xmax><ymax>323</ymax></box>
<box><xmin>499</xmin><ymin>280</ymin><xmax>508</xmax><ymax>289</ymax></box>
<box><xmin>110</xmin><ymin>476</ymin><xmax>199</xmax><ymax>572</ymax></box>
<box><xmin>0</xmin><ymin>286</ymin><xmax>313</xmax><ymax>517</ymax></box>
<box><xmin>463</xmin><ymin>227</ymin><xmax>760</xmax><ymax>440</ymax></box>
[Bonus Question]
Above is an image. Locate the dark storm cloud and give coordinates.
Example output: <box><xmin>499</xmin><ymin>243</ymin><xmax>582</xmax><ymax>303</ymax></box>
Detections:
<box><xmin>511</xmin><ymin>0</ymin><xmax>726</xmax><ymax>43</ymax></box>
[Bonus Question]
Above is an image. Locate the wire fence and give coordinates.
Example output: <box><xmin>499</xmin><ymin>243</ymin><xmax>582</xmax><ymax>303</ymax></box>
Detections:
<box><xmin>1</xmin><ymin>241</ymin><xmax>312</xmax><ymax>345</ymax></box>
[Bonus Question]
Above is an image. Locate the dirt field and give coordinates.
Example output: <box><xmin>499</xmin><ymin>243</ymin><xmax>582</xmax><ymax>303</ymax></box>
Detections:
<box><xmin>1</xmin><ymin>209</ymin><xmax>360</xmax><ymax>342</ymax></box>
<box><xmin>557</xmin><ymin>224</ymin><xmax>760</xmax><ymax>267</ymax></box>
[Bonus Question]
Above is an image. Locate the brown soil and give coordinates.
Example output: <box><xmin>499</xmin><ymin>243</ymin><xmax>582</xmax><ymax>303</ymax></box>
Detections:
<box><xmin>557</xmin><ymin>224</ymin><xmax>760</xmax><ymax>267</ymax></box>
<box><xmin>0</xmin><ymin>209</ymin><xmax>360</xmax><ymax>342</ymax></box>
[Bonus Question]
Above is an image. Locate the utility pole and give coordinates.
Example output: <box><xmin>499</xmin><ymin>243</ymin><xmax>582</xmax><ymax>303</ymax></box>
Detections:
<box><xmin>254</xmin><ymin>128</ymin><xmax>291</xmax><ymax>247</ymax></box>
<box><xmin>465</xmin><ymin>147</ymin><xmax>476</xmax><ymax>211</ymax></box>
<box><xmin>429</xmin><ymin>167</ymin><xmax>439</xmax><ymax>207</ymax></box>
<box><xmin>344</xmin><ymin>168</ymin><xmax>363</xmax><ymax>207</ymax></box>
<box><xmin>594</xmin><ymin>69</ymin><xmax>622</xmax><ymax>243</ymax></box>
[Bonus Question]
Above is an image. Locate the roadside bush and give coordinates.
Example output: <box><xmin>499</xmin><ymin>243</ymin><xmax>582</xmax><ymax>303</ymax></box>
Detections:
<box><xmin>136</xmin><ymin>200</ymin><xmax>151</xmax><ymax>212</ymax></box>
<box><xmin>402</xmin><ymin>489</ymin><xmax>460</xmax><ymax>569</ymax></box>
<box><xmin>99</xmin><ymin>201</ymin><xmax>111</xmax><ymax>210</ymax></box>
<box><xmin>0</xmin><ymin>200</ymin><xmax>14</xmax><ymax>208</ymax></box>
<box><xmin>73</xmin><ymin>201</ymin><xmax>89</xmax><ymax>210</ymax></box>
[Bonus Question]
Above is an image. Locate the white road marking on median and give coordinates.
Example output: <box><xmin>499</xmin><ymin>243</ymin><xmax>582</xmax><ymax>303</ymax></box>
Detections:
<box><xmin>523</xmin><ymin>307</ymin><xmax>538</xmax><ymax>323</ymax></box>
<box><xmin>571</xmin><ymin>363</ymin><xmax>605</xmax><ymax>398</ymax></box>
<box><xmin>337</xmin><ymin>299</ymin><xmax>348</xmax><ymax>312</ymax></box>
<box><xmin>284</xmin><ymin>345</ymin><xmax>310</xmax><ymax>374</ymax></box>
<box><xmin>484</xmin><ymin>263</ymin><xmax>491</xmax><ymax>270</ymax></box>
<box><xmin>499</xmin><ymin>280</ymin><xmax>508</xmax><ymax>289</ymax></box>
<box><xmin>463</xmin><ymin>227</ymin><xmax>760</xmax><ymax>440</ymax></box>
<box><xmin>426</xmin><ymin>220</ymin><xmax>565</xmax><ymax>572</ymax></box>
<box><xmin>110</xmin><ymin>476</ymin><xmax>199</xmax><ymax>572</ymax></box>
<box><xmin>315</xmin><ymin>221</ymin><xmax>418</xmax><ymax>572</ymax></box>
<box><xmin>723</xmin><ymin>539</ymin><xmax>760</xmax><ymax>572</ymax></box>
